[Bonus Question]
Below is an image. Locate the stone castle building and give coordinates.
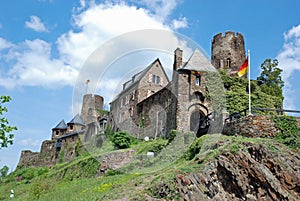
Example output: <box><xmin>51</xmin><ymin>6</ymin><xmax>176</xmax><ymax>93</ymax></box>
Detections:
<box><xmin>18</xmin><ymin>94</ymin><xmax>107</xmax><ymax>167</ymax></box>
<box><xmin>17</xmin><ymin>31</ymin><xmax>246</xmax><ymax>168</ymax></box>
<box><xmin>110</xmin><ymin>48</ymin><xmax>216</xmax><ymax>138</ymax></box>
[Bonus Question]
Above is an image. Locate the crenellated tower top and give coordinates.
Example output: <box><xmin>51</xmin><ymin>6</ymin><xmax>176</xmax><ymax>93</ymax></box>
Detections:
<box><xmin>211</xmin><ymin>31</ymin><xmax>246</xmax><ymax>76</ymax></box>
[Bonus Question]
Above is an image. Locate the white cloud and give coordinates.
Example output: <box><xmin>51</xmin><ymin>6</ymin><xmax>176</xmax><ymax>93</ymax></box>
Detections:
<box><xmin>25</xmin><ymin>16</ymin><xmax>48</xmax><ymax>32</ymax></box>
<box><xmin>0</xmin><ymin>39</ymin><xmax>78</xmax><ymax>89</ymax></box>
<box><xmin>276</xmin><ymin>24</ymin><xmax>300</xmax><ymax>109</ymax></box>
<box><xmin>18</xmin><ymin>138</ymin><xmax>41</xmax><ymax>147</ymax></box>
<box><xmin>172</xmin><ymin>17</ymin><xmax>188</xmax><ymax>30</ymax></box>
<box><xmin>58</xmin><ymin>3</ymin><xmax>168</xmax><ymax>69</ymax></box>
<box><xmin>138</xmin><ymin>0</ymin><xmax>181</xmax><ymax>20</ymax></box>
<box><xmin>1</xmin><ymin>1</ymin><xmax>189</xmax><ymax>90</ymax></box>
<box><xmin>0</xmin><ymin>37</ymin><xmax>13</xmax><ymax>50</ymax></box>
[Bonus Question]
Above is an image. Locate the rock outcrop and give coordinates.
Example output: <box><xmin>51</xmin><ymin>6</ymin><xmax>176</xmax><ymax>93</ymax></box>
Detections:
<box><xmin>176</xmin><ymin>143</ymin><xmax>300</xmax><ymax>200</ymax></box>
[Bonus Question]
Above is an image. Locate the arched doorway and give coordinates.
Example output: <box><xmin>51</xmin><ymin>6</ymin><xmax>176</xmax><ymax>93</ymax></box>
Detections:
<box><xmin>190</xmin><ymin>110</ymin><xmax>210</xmax><ymax>137</ymax></box>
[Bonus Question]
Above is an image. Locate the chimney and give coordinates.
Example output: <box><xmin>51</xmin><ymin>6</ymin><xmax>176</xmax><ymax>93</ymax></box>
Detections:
<box><xmin>173</xmin><ymin>48</ymin><xmax>183</xmax><ymax>70</ymax></box>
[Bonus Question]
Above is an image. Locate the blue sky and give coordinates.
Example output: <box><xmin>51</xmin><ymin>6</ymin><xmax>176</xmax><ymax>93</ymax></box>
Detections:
<box><xmin>1</xmin><ymin>0</ymin><xmax>300</xmax><ymax>171</ymax></box>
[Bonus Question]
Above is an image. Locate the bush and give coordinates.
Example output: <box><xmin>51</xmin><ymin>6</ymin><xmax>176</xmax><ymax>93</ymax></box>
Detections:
<box><xmin>185</xmin><ymin>135</ymin><xmax>207</xmax><ymax>160</ymax></box>
<box><xmin>137</xmin><ymin>138</ymin><xmax>168</xmax><ymax>154</ymax></box>
<box><xmin>167</xmin><ymin>130</ymin><xmax>178</xmax><ymax>144</ymax></box>
<box><xmin>111</xmin><ymin>131</ymin><xmax>133</xmax><ymax>149</ymax></box>
<box><xmin>273</xmin><ymin>115</ymin><xmax>300</xmax><ymax>149</ymax></box>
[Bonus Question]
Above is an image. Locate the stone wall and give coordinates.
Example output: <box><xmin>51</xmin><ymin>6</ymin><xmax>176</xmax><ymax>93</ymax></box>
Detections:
<box><xmin>39</xmin><ymin>140</ymin><xmax>56</xmax><ymax>166</ymax></box>
<box><xmin>17</xmin><ymin>150</ymin><xmax>40</xmax><ymax>168</ymax></box>
<box><xmin>97</xmin><ymin>150</ymin><xmax>135</xmax><ymax>175</ymax></box>
<box><xmin>222</xmin><ymin>115</ymin><xmax>280</xmax><ymax>137</ymax></box>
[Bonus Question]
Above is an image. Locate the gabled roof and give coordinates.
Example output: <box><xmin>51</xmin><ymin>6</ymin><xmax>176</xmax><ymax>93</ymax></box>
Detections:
<box><xmin>67</xmin><ymin>114</ymin><xmax>85</xmax><ymax>125</ymax></box>
<box><xmin>183</xmin><ymin>49</ymin><xmax>216</xmax><ymax>72</ymax></box>
<box><xmin>123</xmin><ymin>58</ymin><xmax>168</xmax><ymax>91</ymax></box>
<box><xmin>111</xmin><ymin>58</ymin><xmax>169</xmax><ymax>103</ymax></box>
<box><xmin>53</xmin><ymin>120</ymin><xmax>67</xmax><ymax>130</ymax></box>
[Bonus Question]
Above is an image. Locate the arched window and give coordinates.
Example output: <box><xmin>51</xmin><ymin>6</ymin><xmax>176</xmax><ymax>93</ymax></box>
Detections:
<box><xmin>226</xmin><ymin>58</ymin><xmax>231</xmax><ymax>68</ymax></box>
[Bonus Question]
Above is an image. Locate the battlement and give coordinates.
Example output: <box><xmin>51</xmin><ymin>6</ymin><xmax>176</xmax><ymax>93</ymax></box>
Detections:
<box><xmin>212</xmin><ymin>31</ymin><xmax>244</xmax><ymax>44</ymax></box>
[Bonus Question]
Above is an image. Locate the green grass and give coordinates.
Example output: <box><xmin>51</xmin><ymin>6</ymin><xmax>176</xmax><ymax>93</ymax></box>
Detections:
<box><xmin>1</xmin><ymin>133</ymin><xmax>297</xmax><ymax>200</ymax></box>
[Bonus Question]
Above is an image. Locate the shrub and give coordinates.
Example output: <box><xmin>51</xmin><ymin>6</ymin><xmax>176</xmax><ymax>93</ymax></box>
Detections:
<box><xmin>167</xmin><ymin>130</ymin><xmax>178</xmax><ymax>144</ymax></box>
<box><xmin>185</xmin><ymin>135</ymin><xmax>207</xmax><ymax>160</ymax></box>
<box><xmin>273</xmin><ymin>115</ymin><xmax>300</xmax><ymax>149</ymax></box>
<box><xmin>137</xmin><ymin>138</ymin><xmax>168</xmax><ymax>154</ymax></box>
<box><xmin>111</xmin><ymin>131</ymin><xmax>133</xmax><ymax>149</ymax></box>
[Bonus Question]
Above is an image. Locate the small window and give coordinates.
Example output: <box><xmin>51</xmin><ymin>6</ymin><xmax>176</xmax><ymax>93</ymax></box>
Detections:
<box><xmin>152</xmin><ymin>74</ymin><xmax>156</xmax><ymax>83</ymax></box>
<box><xmin>196</xmin><ymin>75</ymin><xmax>201</xmax><ymax>86</ymax></box>
<box><xmin>70</xmin><ymin>125</ymin><xmax>73</xmax><ymax>130</ymax></box>
<box><xmin>156</xmin><ymin>76</ymin><xmax>160</xmax><ymax>84</ymax></box>
<box><xmin>55</xmin><ymin>130</ymin><xmax>59</xmax><ymax>135</ymax></box>
<box><xmin>226</xmin><ymin>58</ymin><xmax>231</xmax><ymax>68</ymax></box>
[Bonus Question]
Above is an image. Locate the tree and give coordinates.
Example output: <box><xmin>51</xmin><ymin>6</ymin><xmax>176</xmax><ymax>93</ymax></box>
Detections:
<box><xmin>0</xmin><ymin>165</ymin><xmax>9</xmax><ymax>179</ymax></box>
<box><xmin>0</xmin><ymin>96</ymin><xmax>17</xmax><ymax>148</ymax></box>
<box><xmin>257</xmin><ymin>59</ymin><xmax>284</xmax><ymax>101</ymax></box>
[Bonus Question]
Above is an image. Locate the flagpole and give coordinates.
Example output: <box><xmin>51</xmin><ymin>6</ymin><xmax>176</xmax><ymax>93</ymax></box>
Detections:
<box><xmin>248</xmin><ymin>50</ymin><xmax>252</xmax><ymax>115</ymax></box>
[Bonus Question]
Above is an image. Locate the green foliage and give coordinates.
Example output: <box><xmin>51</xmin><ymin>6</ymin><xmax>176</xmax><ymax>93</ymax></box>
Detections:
<box><xmin>230</xmin><ymin>144</ymin><xmax>241</xmax><ymax>154</ymax></box>
<box><xmin>205</xmin><ymin>71</ymin><xmax>226</xmax><ymax>113</ymax></box>
<box><xmin>257</xmin><ymin>59</ymin><xmax>284</xmax><ymax>98</ymax></box>
<box><xmin>105</xmin><ymin>169</ymin><xmax>123</xmax><ymax>176</ymax></box>
<box><xmin>185</xmin><ymin>135</ymin><xmax>207</xmax><ymax>160</ymax></box>
<box><xmin>218</xmin><ymin>61</ymin><xmax>284</xmax><ymax>114</ymax></box>
<box><xmin>104</xmin><ymin>124</ymin><xmax>114</xmax><ymax>139</ymax></box>
<box><xmin>29</xmin><ymin>178</ymin><xmax>54</xmax><ymax>200</ymax></box>
<box><xmin>53</xmin><ymin>156</ymin><xmax>99</xmax><ymax>180</ymax></box>
<box><xmin>273</xmin><ymin>115</ymin><xmax>300</xmax><ymax>148</ymax></box>
<box><xmin>58</xmin><ymin>149</ymin><xmax>65</xmax><ymax>163</ymax></box>
<box><xmin>96</xmin><ymin>108</ymin><xmax>109</xmax><ymax>116</ymax></box>
<box><xmin>0</xmin><ymin>165</ymin><xmax>9</xmax><ymax>181</ymax></box>
<box><xmin>136</xmin><ymin>138</ymin><xmax>168</xmax><ymax>154</ymax></box>
<box><xmin>75</xmin><ymin>138</ymin><xmax>82</xmax><ymax>157</ymax></box>
<box><xmin>111</xmin><ymin>131</ymin><xmax>134</xmax><ymax>149</ymax></box>
<box><xmin>0</xmin><ymin>95</ymin><xmax>17</xmax><ymax>148</ymax></box>
<box><xmin>167</xmin><ymin>130</ymin><xmax>178</xmax><ymax>144</ymax></box>
<box><xmin>4</xmin><ymin>166</ymin><xmax>49</xmax><ymax>184</ymax></box>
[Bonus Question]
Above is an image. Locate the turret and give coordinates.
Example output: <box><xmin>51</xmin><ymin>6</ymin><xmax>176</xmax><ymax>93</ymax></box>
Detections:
<box><xmin>211</xmin><ymin>31</ymin><xmax>246</xmax><ymax>76</ymax></box>
<box><xmin>67</xmin><ymin>114</ymin><xmax>85</xmax><ymax>133</ymax></box>
<box><xmin>81</xmin><ymin>94</ymin><xmax>104</xmax><ymax>124</ymax></box>
<box><xmin>51</xmin><ymin>120</ymin><xmax>67</xmax><ymax>140</ymax></box>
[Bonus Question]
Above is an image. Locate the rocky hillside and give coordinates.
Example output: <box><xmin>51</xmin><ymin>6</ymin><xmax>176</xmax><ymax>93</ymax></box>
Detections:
<box><xmin>176</xmin><ymin>141</ymin><xmax>300</xmax><ymax>201</ymax></box>
<box><xmin>0</xmin><ymin>133</ymin><xmax>299</xmax><ymax>201</ymax></box>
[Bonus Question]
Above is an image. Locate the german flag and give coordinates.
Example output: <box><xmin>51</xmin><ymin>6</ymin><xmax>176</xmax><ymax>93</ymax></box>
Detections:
<box><xmin>237</xmin><ymin>59</ymin><xmax>248</xmax><ymax>77</ymax></box>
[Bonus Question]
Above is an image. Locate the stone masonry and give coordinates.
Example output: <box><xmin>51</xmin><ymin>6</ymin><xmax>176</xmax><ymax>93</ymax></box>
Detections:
<box><xmin>222</xmin><ymin>115</ymin><xmax>280</xmax><ymax>138</ymax></box>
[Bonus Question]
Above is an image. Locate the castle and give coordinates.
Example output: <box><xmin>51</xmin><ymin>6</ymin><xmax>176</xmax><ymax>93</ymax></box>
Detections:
<box><xmin>17</xmin><ymin>31</ymin><xmax>246</xmax><ymax>168</ymax></box>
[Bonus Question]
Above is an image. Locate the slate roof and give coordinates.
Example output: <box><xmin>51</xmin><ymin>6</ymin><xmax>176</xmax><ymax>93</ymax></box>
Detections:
<box><xmin>111</xmin><ymin>58</ymin><xmax>169</xmax><ymax>103</ymax></box>
<box><xmin>122</xmin><ymin>58</ymin><xmax>168</xmax><ymax>91</ymax></box>
<box><xmin>53</xmin><ymin>120</ymin><xmax>67</xmax><ymax>130</ymax></box>
<box><xmin>67</xmin><ymin>114</ymin><xmax>85</xmax><ymax>125</ymax></box>
<box><xmin>182</xmin><ymin>49</ymin><xmax>216</xmax><ymax>72</ymax></box>
<box><xmin>57</xmin><ymin>129</ymin><xmax>85</xmax><ymax>140</ymax></box>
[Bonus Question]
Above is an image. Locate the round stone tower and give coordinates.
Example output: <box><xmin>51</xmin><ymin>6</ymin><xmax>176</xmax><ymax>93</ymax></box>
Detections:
<box><xmin>81</xmin><ymin>94</ymin><xmax>104</xmax><ymax>124</ymax></box>
<box><xmin>211</xmin><ymin>31</ymin><xmax>246</xmax><ymax>76</ymax></box>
